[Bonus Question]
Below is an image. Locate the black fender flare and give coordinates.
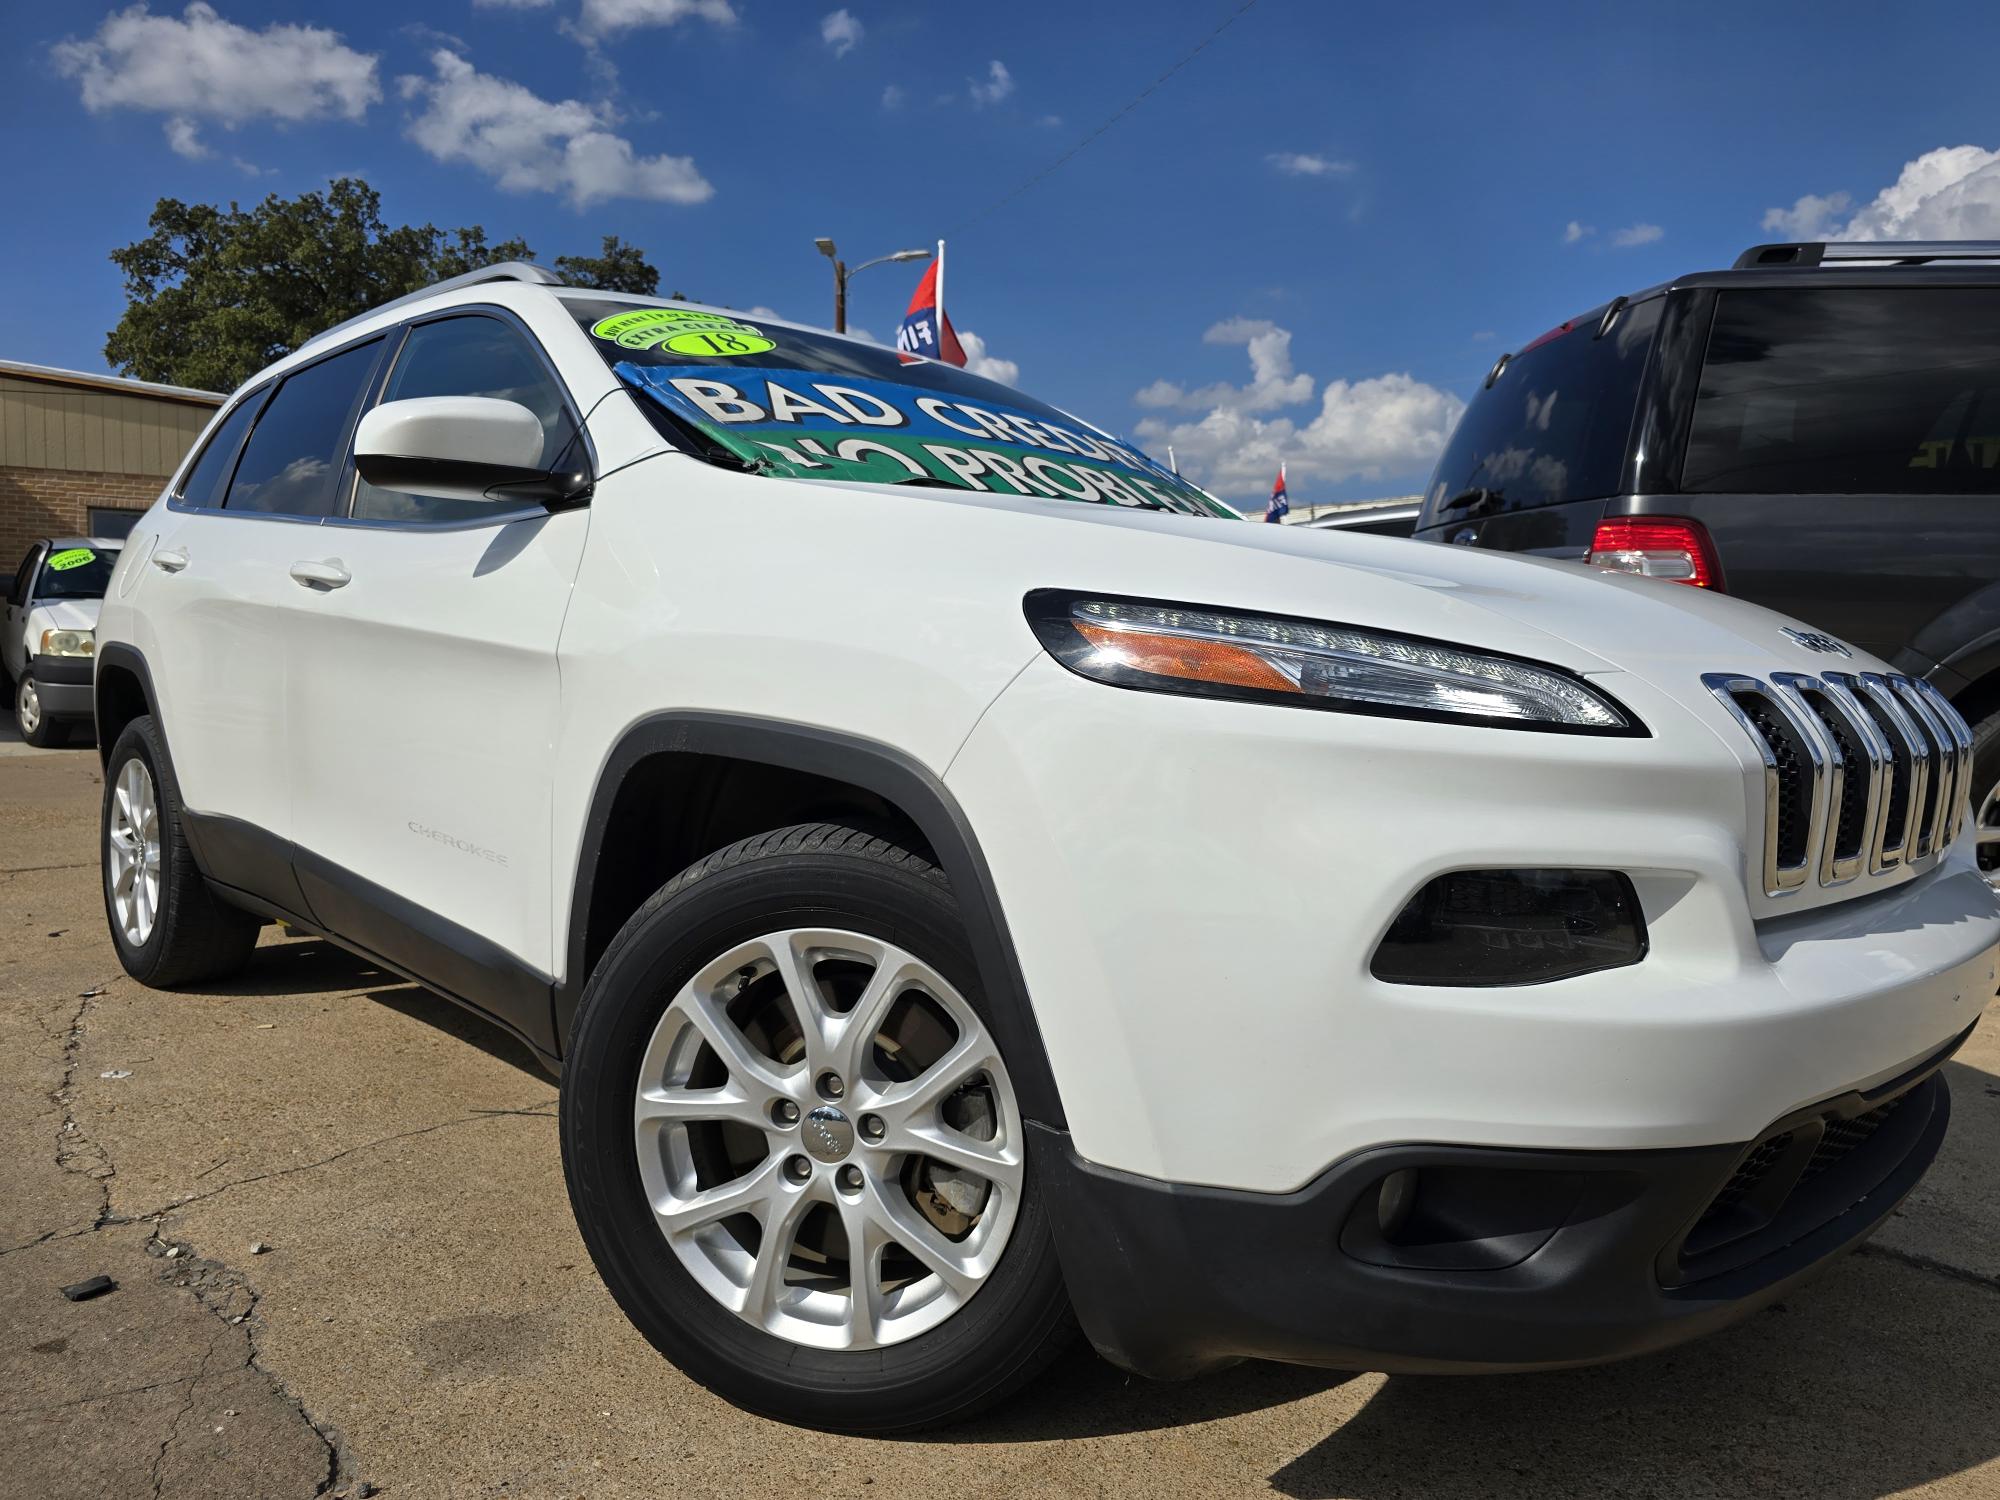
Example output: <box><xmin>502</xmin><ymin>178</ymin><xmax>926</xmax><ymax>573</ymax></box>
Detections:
<box><xmin>93</xmin><ymin>642</ymin><xmax>165</xmax><ymax>767</ymax></box>
<box><xmin>556</xmin><ymin>712</ymin><xmax>1068</xmax><ymax>1129</ymax></box>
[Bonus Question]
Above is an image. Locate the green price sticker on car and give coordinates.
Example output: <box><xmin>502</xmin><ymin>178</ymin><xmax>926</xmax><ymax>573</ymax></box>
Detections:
<box><xmin>590</xmin><ymin>308</ymin><xmax>775</xmax><ymax>357</ymax></box>
<box><xmin>46</xmin><ymin>548</ymin><xmax>96</xmax><ymax>571</ymax></box>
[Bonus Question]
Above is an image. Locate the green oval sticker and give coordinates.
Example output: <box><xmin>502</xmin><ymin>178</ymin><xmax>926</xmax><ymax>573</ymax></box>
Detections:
<box><xmin>47</xmin><ymin>547</ymin><xmax>96</xmax><ymax>571</ymax></box>
<box><xmin>591</xmin><ymin>308</ymin><xmax>774</xmax><ymax>353</ymax></box>
<box><xmin>662</xmin><ymin>329</ymin><xmax>778</xmax><ymax>358</ymax></box>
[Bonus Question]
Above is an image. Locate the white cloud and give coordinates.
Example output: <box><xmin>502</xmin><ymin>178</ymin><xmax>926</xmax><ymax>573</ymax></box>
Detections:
<box><xmin>575</xmin><ymin>0</ymin><xmax>736</xmax><ymax>38</ymax></box>
<box><xmin>398</xmin><ymin>51</ymin><xmax>712</xmax><ymax>208</ymax></box>
<box><xmin>958</xmin><ymin>330</ymin><xmax>1018</xmax><ymax>385</ymax></box>
<box><xmin>1610</xmin><ymin>222</ymin><xmax>1663</xmax><ymax>247</ymax></box>
<box><xmin>1765</xmin><ymin>146</ymin><xmax>2000</xmax><ymax>241</ymax></box>
<box><xmin>821</xmin><ymin>8</ymin><xmax>862</xmax><ymax>57</ymax></box>
<box><xmin>1132</xmin><ymin>321</ymin><xmax>1462</xmax><ymax>499</ymax></box>
<box><xmin>969</xmin><ymin>60</ymin><xmax>1013</xmax><ymax>106</ymax></box>
<box><xmin>1038</xmin><ymin>113</ymin><xmax>1063</xmax><ymax>128</ymax></box>
<box><xmin>1563</xmin><ymin>220</ymin><xmax>1593</xmax><ymax>244</ymax></box>
<box><xmin>1134</xmin><ymin>319</ymin><xmax>1314</xmax><ymax>415</ymax></box>
<box><xmin>52</xmin><ymin>2</ymin><xmax>379</xmax><ymax>154</ymax></box>
<box><xmin>1761</xmin><ymin>191</ymin><xmax>1852</xmax><ymax>238</ymax></box>
<box><xmin>1267</xmin><ymin>151</ymin><xmax>1354</xmax><ymax>178</ymax></box>
<box><xmin>163</xmin><ymin>115</ymin><xmax>208</xmax><ymax>158</ymax></box>
<box><xmin>880</xmin><ymin>84</ymin><xmax>905</xmax><ymax>109</ymax></box>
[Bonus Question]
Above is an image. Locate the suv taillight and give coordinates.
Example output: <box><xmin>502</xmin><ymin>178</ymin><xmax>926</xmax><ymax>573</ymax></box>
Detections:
<box><xmin>1585</xmin><ymin>517</ymin><xmax>1724</xmax><ymax>590</ymax></box>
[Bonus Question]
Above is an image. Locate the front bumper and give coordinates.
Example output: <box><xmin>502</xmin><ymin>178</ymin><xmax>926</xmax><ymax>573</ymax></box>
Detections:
<box><xmin>27</xmin><ymin>655</ymin><xmax>94</xmax><ymax>719</ymax></box>
<box><xmin>1041</xmin><ymin>1027</ymin><xmax>1965</xmax><ymax>1379</ymax></box>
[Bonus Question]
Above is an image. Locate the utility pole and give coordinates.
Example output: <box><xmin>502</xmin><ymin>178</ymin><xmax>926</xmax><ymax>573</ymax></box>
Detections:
<box><xmin>814</xmin><ymin>239</ymin><xmax>930</xmax><ymax>334</ymax></box>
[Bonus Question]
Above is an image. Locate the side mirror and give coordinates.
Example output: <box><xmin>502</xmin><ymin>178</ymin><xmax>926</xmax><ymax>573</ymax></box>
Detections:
<box><xmin>353</xmin><ymin>396</ymin><xmax>590</xmax><ymax>507</ymax></box>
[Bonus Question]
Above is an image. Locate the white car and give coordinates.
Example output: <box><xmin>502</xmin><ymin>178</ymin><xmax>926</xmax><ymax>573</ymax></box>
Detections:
<box><xmin>93</xmin><ymin>264</ymin><xmax>1999</xmax><ymax>1431</ymax></box>
<box><xmin>6</xmin><ymin>536</ymin><xmax>120</xmax><ymax>746</ymax></box>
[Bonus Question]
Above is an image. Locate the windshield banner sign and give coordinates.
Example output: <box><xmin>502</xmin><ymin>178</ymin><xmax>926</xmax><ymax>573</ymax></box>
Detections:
<box><xmin>615</xmin><ymin>362</ymin><xmax>1233</xmax><ymax>517</ymax></box>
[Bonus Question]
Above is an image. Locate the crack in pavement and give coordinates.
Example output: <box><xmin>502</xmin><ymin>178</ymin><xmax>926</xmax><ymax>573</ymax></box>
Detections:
<box><xmin>1858</xmin><ymin>1239</ymin><xmax>2000</xmax><ymax>1295</ymax></box>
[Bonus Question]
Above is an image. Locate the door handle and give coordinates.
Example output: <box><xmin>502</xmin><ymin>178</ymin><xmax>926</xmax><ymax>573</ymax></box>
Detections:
<box><xmin>153</xmin><ymin>547</ymin><xmax>190</xmax><ymax>573</ymax></box>
<box><xmin>289</xmin><ymin>559</ymin><xmax>351</xmax><ymax>590</ymax></box>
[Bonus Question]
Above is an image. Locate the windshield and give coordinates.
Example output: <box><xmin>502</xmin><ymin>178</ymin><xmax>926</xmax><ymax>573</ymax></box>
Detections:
<box><xmin>36</xmin><ymin>545</ymin><xmax>119</xmax><ymax>600</ymax></box>
<box><xmin>563</xmin><ymin>296</ymin><xmax>1234</xmax><ymax>518</ymax></box>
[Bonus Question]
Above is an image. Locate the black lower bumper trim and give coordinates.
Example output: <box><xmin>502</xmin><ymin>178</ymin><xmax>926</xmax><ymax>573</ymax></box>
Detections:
<box><xmin>1036</xmin><ymin>1033</ymin><xmax>1965</xmax><ymax>1380</ymax></box>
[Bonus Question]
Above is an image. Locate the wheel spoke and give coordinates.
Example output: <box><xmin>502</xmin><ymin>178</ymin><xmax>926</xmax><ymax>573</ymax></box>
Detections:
<box><xmin>742</xmin><ymin>1182</ymin><xmax>817</xmax><ymax>1323</ymax></box>
<box><xmin>653</xmin><ymin>1154</ymin><xmax>783</xmax><ymax>1236</ymax></box>
<box><xmin>868</xmin><ymin>1031</ymin><xmax>998</xmax><ymax>1122</ymax></box>
<box><xmin>863</xmin><ymin>1178</ymin><xmax>980</xmax><ymax>1298</ymax></box>
<box><xmin>833</xmin><ymin>956</ymin><xmax>926</xmax><ymax>1082</ymax></box>
<box><xmin>634</xmin><ymin>1083</ymin><xmax>770</xmax><ymax>1131</ymax></box>
<box><xmin>756</xmin><ymin>933</ymin><xmax>837</xmax><ymax>1075</ymax></box>
<box><xmin>676</xmin><ymin>985</ymin><xmax>792</xmax><ymax>1096</ymax></box>
<box><xmin>882</xmin><ymin>1120</ymin><xmax>1023</xmax><ymax>1195</ymax></box>
<box><xmin>835</xmin><ymin>1191</ymin><xmax>887</xmax><ymax>1348</ymax></box>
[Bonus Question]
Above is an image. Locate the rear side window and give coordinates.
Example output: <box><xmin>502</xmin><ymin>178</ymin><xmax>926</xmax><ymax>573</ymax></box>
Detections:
<box><xmin>175</xmin><ymin>394</ymin><xmax>263</xmax><ymax>509</ymax></box>
<box><xmin>1421</xmin><ymin>297</ymin><xmax>1663</xmax><ymax>524</ymax></box>
<box><xmin>1681</xmin><ymin>288</ymin><xmax>2000</xmax><ymax>495</ymax></box>
<box><xmin>223</xmin><ymin>340</ymin><xmax>381</xmax><ymax>516</ymax></box>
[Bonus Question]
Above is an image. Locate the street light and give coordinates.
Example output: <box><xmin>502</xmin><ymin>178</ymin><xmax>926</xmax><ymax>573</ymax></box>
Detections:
<box><xmin>815</xmin><ymin>238</ymin><xmax>929</xmax><ymax>334</ymax></box>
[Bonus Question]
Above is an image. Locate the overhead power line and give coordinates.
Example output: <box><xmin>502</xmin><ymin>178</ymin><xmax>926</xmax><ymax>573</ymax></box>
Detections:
<box><xmin>948</xmin><ymin>0</ymin><xmax>1262</xmax><ymax>235</ymax></box>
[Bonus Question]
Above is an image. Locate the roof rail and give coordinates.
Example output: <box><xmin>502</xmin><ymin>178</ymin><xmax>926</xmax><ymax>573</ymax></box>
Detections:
<box><xmin>1733</xmin><ymin>240</ymin><xmax>2000</xmax><ymax>270</ymax></box>
<box><xmin>295</xmin><ymin>261</ymin><xmax>565</xmax><ymax>354</ymax></box>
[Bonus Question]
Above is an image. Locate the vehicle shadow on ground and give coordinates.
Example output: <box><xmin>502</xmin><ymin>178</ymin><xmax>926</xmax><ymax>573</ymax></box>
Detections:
<box><xmin>1262</xmin><ymin>1249</ymin><xmax>1996</xmax><ymax>1499</ymax></box>
<box><xmin>226</xmin><ymin>935</ymin><xmax>554</xmax><ymax>1081</ymax></box>
<box><xmin>942</xmin><ymin>1251</ymin><xmax>1997</xmax><ymax>1496</ymax></box>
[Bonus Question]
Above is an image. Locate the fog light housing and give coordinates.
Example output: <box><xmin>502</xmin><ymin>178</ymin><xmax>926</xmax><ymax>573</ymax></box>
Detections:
<box><xmin>1370</xmin><ymin>869</ymin><xmax>1646</xmax><ymax>986</ymax></box>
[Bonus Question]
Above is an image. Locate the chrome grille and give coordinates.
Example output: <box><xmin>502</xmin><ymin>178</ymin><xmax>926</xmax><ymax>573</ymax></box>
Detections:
<box><xmin>1703</xmin><ymin>671</ymin><xmax>1973</xmax><ymax>897</ymax></box>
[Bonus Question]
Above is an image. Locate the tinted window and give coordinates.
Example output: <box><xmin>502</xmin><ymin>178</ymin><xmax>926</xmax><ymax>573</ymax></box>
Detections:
<box><xmin>176</xmin><ymin>394</ymin><xmax>263</xmax><ymax>508</ymax></box>
<box><xmin>1420</xmin><ymin>297</ymin><xmax>1663</xmax><ymax>524</ymax></box>
<box><xmin>352</xmin><ymin>316</ymin><xmax>578</xmax><ymax>523</ymax></box>
<box><xmin>1681</xmin><ymin>288</ymin><xmax>2000</xmax><ymax>495</ymax></box>
<box><xmin>224</xmin><ymin>341</ymin><xmax>380</xmax><ymax>516</ymax></box>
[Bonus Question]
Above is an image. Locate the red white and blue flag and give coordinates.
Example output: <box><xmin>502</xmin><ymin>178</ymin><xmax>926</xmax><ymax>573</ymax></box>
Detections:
<box><xmin>896</xmin><ymin>241</ymin><xmax>966</xmax><ymax>367</ymax></box>
<box><xmin>1264</xmin><ymin>462</ymin><xmax>1291</xmax><ymax>522</ymax></box>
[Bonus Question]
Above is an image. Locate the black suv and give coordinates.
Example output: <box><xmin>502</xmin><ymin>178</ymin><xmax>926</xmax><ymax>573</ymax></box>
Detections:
<box><xmin>1415</xmin><ymin>239</ymin><xmax>2000</xmax><ymax>866</ymax></box>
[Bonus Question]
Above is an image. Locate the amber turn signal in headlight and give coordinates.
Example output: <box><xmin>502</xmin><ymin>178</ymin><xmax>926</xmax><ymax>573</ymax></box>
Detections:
<box><xmin>1026</xmin><ymin>591</ymin><xmax>1641</xmax><ymax>735</ymax></box>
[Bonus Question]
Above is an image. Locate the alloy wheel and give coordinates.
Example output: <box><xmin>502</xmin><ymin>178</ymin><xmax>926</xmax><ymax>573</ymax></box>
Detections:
<box><xmin>632</xmin><ymin>929</ymin><xmax>1024</xmax><ymax>1351</ymax></box>
<box><xmin>108</xmin><ymin>758</ymin><xmax>162</xmax><ymax>946</ymax></box>
<box><xmin>17</xmin><ymin>677</ymin><xmax>40</xmax><ymax>736</ymax></box>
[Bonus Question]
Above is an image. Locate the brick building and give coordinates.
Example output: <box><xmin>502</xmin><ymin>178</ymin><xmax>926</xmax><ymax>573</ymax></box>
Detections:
<box><xmin>1</xmin><ymin>360</ymin><xmax>221</xmax><ymax>567</ymax></box>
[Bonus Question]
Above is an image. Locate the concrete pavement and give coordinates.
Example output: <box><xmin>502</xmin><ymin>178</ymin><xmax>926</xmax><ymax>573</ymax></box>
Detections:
<box><xmin>3</xmin><ymin>733</ymin><xmax>1999</xmax><ymax>1498</ymax></box>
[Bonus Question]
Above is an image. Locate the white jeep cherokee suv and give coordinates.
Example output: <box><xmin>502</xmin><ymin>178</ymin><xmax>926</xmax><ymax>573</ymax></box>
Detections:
<box><xmin>95</xmin><ymin>264</ymin><xmax>1998</xmax><ymax>1431</ymax></box>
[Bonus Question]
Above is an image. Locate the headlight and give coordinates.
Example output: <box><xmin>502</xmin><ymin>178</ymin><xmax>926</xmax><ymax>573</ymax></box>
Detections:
<box><xmin>1024</xmin><ymin>591</ymin><xmax>1640</xmax><ymax>734</ymax></box>
<box><xmin>39</xmin><ymin>629</ymin><xmax>94</xmax><ymax>659</ymax></box>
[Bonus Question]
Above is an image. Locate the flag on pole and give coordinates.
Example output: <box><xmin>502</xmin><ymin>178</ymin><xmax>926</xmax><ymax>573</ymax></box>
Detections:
<box><xmin>1264</xmin><ymin>462</ymin><xmax>1290</xmax><ymax>523</ymax></box>
<box><xmin>896</xmin><ymin>239</ymin><xmax>966</xmax><ymax>366</ymax></box>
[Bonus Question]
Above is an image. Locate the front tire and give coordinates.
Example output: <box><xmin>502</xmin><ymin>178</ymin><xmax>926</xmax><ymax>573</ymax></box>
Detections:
<box><xmin>102</xmin><ymin>715</ymin><xmax>261</xmax><ymax>987</ymax></box>
<box><xmin>16</xmin><ymin>672</ymin><xmax>64</xmax><ymax>747</ymax></box>
<box><xmin>560</xmin><ymin>823</ymin><xmax>1073</xmax><ymax>1431</ymax></box>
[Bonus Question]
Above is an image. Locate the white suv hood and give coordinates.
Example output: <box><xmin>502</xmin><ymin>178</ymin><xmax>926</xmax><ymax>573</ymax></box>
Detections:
<box><xmin>27</xmin><ymin>598</ymin><xmax>102</xmax><ymax>640</ymax></box>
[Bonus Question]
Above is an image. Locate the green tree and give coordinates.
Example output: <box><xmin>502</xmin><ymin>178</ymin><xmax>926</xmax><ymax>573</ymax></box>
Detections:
<box><xmin>555</xmin><ymin>235</ymin><xmax>660</xmax><ymax>296</ymax></box>
<box><xmin>106</xmin><ymin>179</ymin><xmax>660</xmax><ymax>390</ymax></box>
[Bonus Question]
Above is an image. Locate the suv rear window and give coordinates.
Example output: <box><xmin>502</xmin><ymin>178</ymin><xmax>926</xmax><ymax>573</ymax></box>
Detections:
<box><xmin>564</xmin><ymin>296</ymin><xmax>1232</xmax><ymax>517</ymax></box>
<box><xmin>1680</xmin><ymin>288</ymin><xmax>2000</xmax><ymax>495</ymax></box>
<box><xmin>1420</xmin><ymin>297</ymin><xmax>1662</xmax><ymax>525</ymax></box>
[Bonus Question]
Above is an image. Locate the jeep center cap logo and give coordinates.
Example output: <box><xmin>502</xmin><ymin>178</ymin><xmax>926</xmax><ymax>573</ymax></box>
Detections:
<box><xmin>1781</xmin><ymin>626</ymin><xmax>1851</xmax><ymax>657</ymax></box>
<box><xmin>802</xmin><ymin>1105</ymin><xmax>855</xmax><ymax>1163</ymax></box>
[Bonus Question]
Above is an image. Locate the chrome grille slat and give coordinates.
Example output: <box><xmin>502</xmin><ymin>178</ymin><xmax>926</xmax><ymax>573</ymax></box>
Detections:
<box><xmin>1703</xmin><ymin>670</ymin><xmax>1974</xmax><ymax>898</ymax></box>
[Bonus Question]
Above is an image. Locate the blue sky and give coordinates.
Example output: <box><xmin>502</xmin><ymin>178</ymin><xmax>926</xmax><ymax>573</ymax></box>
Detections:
<box><xmin>5</xmin><ymin>0</ymin><xmax>2000</xmax><ymax>503</ymax></box>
